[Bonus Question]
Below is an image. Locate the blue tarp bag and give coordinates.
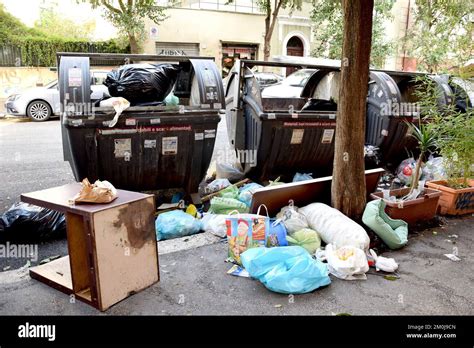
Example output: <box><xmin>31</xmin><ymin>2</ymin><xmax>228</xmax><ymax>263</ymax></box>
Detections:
<box><xmin>241</xmin><ymin>246</ymin><xmax>331</xmax><ymax>294</ymax></box>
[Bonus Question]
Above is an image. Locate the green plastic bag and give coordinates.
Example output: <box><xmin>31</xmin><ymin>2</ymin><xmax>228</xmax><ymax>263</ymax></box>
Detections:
<box><xmin>218</xmin><ymin>185</ymin><xmax>239</xmax><ymax>199</ymax></box>
<box><xmin>209</xmin><ymin>197</ymin><xmax>249</xmax><ymax>214</ymax></box>
<box><xmin>286</xmin><ymin>228</ymin><xmax>321</xmax><ymax>255</ymax></box>
<box><xmin>362</xmin><ymin>199</ymin><xmax>408</xmax><ymax>250</ymax></box>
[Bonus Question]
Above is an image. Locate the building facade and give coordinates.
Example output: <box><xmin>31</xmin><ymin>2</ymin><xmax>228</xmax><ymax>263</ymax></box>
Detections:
<box><xmin>143</xmin><ymin>0</ymin><xmax>316</xmax><ymax>75</ymax></box>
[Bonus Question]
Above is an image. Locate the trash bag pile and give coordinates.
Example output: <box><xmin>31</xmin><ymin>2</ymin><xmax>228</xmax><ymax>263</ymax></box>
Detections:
<box><xmin>0</xmin><ymin>203</ymin><xmax>66</xmax><ymax>243</ymax></box>
<box><xmin>104</xmin><ymin>63</ymin><xmax>179</xmax><ymax>104</ymax></box>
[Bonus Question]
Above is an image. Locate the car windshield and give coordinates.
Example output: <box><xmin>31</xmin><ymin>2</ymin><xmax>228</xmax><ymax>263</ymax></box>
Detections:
<box><xmin>283</xmin><ymin>70</ymin><xmax>314</xmax><ymax>87</ymax></box>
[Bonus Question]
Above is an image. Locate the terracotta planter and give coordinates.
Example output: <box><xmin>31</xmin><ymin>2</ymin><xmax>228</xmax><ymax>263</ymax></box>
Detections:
<box><xmin>370</xmin><ymin>187</ymin><xmax>441</xmax><ymax>226</ymax></box>
<box><xmin>426</xmin><ymin>179</ymin><xmax>474</xmax><ymax>215</ymax></box>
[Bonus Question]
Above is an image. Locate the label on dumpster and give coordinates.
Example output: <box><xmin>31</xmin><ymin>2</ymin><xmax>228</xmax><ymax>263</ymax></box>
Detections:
<box><xmin>204</xmin><ymin>129</ymin><xmax>216</xmax><ymax>138</ymax></box>
<box><xmin>68</xmin><ymin>68</ymin><xmax>82</xmax><ymax>87</ymax></box>
<box><xmin>144</xmin><ymin>139</ymin><xmax>156</xmax><ymax>149</ymax></box>
<box><xmin>114</xmin><ymin>138</ymin><xmax>131</xmax><ymax>158</ymax></box>
<box><xmin>150</xmin><ymin>118</ymin><xmax>161</xmax><ymax>125</ymax></box>
<box><xmin>321</xmin><ymin>129</ymin><xmax>335</xmax><ymax>144</ymax></box>
<box><xmin>126</xmin><ymin>118</ymin><xmax>136</xmax><ymax>126</ymax></box>
<box><xmin>162</xmin><ymin>137</ymin><xmax>178</xmax><ymax>155</ymax></box>
<box><xmin>290</xmin><ymin>129</ymin><xmax>304</xmax><ymax>144</ymax></box>
<box><xmin>195</xmin><ymin>132</ymin><xmax>204</xmax><ymax>141</ymax></box>
<box><xmin>284</xmin><ymin>121</ymin><xmax>335</xmax><ymax>127</ymax></box>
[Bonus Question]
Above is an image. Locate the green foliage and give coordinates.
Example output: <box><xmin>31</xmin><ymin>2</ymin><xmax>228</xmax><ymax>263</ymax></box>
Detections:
<box><xmin>34</xmin><ymin>5</ymin><xmax>96</xmax><ymax>41</ymax></box>
<box><xmin>404</xmin><ymin>0</ymin><xmax>473</xmax><ymax>73</ymax></box>
<box><xmin>413</xmin><ymin>75</ymin><xmax>474</xmax><ymax>187</ymax></box>
<box><xmin>0</xmin><ymin>4</ymin><xmax>128</xmax><ymax>67</ymax></box>
<box><xmin>81</xmin><ymin>0</ymin><xmax>171</xmax><ymax>53</ymax></box>
<box><xmin>310</xmin><ymin>0</ymin><xmax>395</xmax><ymax>68</ymax></box>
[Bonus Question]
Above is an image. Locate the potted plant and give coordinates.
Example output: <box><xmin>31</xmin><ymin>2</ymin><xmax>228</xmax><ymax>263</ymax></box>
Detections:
<box><xmin>424</xmin><ymin>77</ymin><xmax>474</xmax><ymax>215</ymax></box>
<box><xmin>371</xmin><ymin>119</ymin><xmax>442</xmax><ymax>225</ymax></box>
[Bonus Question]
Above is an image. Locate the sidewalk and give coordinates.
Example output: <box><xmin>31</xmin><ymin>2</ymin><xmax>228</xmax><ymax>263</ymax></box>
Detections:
<box><xmin>0</xmin><ymin>215</ymin><xmax>472</xmax><ymax>315</ymax></box>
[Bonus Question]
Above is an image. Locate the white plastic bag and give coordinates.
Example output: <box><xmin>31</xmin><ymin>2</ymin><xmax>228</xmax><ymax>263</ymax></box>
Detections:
<box><xmin>317</xmin><ymin>244</ymin><xmax>369</xmax><ymax>280</ymax></box>
<box><xmin>369</xmin><ymin>249</ymin><xmax>398</xmax><ymax>273</ymax></box>
<box><xmin>276</xmin><ymin>203</ymin><xmax>308</xmax><ymax>234</ymax></box>
<box><xmin>299</xmin><ymin>203</ymin><xmax>370</xmax><ymax>252</ymax></box>
<box><xmin>201</xmin><ymin>213</ymin><xmax>228</xmax><ymax>238</ymax></box>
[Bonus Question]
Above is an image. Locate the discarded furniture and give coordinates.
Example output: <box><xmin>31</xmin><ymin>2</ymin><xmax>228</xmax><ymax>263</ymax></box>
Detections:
<box><xmin>249</xmin><ymin>168</ymin><xmax>385</xmax><ymax>216</ymax></box>
<box><xmin>22</xmin><ymin>183</ymin><xmax>159</xmax><ymax>311</ymax></box>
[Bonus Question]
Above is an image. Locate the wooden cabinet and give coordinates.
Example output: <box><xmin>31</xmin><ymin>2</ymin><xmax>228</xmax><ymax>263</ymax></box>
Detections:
<box><xmin>22</xmin><ymin>184</ymin><xmax>159</xmax><ymax>311</ymax></box>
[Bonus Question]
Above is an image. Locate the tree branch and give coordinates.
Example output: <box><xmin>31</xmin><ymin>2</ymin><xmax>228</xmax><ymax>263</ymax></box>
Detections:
<box><xmin>100</xmin><ymin>0</ymin><xmax>123</xmax><ymax>14</ymax></box>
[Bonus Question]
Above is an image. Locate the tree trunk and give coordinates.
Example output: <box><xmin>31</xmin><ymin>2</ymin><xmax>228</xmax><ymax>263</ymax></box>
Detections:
<box><xmin>129</xmin><ymin>34</ymin><xmax>140</xmax><ymax>54</ymax></box>
<box><xmin>331</xmin><ymin>0</ymin><xmax>374</xmax><ymax>219</ymax></box>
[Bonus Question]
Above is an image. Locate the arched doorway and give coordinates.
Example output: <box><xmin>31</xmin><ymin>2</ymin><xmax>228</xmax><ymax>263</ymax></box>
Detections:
<box><xmin>286</xmin><ymin>36</ymin><xmax>304</xmax><ymax>75</ymax></box>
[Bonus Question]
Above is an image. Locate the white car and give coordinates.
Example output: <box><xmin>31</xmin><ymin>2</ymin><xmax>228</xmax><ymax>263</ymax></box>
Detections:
<box><xmin>261</xmin><ymin>69</ymin><xmax>316</xmax><ymax>98</ymax></box>
<box><xmin>4</xmin><ymin>71</ymin><xmax>110</xmax><ymax>122</ymax></box>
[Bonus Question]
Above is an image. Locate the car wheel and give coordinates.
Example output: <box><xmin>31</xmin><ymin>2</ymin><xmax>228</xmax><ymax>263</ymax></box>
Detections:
<box><xmin>27</xmin><ymin>100</ymin><xmax>51</xmax><ymax>122</ymax></box>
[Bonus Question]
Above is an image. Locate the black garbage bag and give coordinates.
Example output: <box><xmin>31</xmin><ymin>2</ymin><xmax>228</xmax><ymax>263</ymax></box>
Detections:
<box><xmin>0</xmin><ymin>203</ymin><xmax>66</xmax><ymax>243</ymax></box>
<box><xmin>302</xmin><ymin>98</ymin><xmax>337</xmax><ymax>111</ymax></box>
<box><xmin>104</xmin><ymin>64</ymin><xmax>179</xmax><ymax>103</ymax></box>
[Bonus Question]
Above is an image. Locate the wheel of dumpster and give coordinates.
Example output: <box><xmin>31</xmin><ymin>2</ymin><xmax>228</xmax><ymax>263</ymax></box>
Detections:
<box><xmin>27</xmin><ymin>100</ymin><xmax>52</xmax><ymax>122</ymax></box>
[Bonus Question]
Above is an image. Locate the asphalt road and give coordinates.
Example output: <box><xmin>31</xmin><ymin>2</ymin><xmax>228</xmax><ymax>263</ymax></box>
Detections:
<box><xmin>0</xmin><ymin>115</ymin><xmax>234</xmax><ymax>270</ymax></box>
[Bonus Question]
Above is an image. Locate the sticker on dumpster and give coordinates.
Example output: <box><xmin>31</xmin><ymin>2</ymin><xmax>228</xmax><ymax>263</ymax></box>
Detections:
<box><xmin>321</xmin><ymin>129</ymin><xmax>335</xmax><ymax>144</ymax></box>
<box><xmin>162</xmin><ymin>137</ymin><xmax>178</xmax><ymax>155</ymax></box>
<box><xmin>290</xmin><ymin>129</ymin><xmax>304</xmax><ymax>144</ymax></box>
<box><xmin>381</xmin><ymin>129</ymin><xmax>389</xmax><ymax>136</ymax></box>
<box><xmin>126</xmin><ymin>118</ymin><xmax>136</xmax><ymax>126</ymax></box>
<box><xmin>204</xmin><ymin>130</ymin><xmax>216</xmax><ymax>138</ymax></box>
<box><xmin>144</xmin><ymin>139</ymin><xmax>156</xmax><ymax>149</ymax></box>
<box><xmin>268</xmin><ymin>113</ymin><xmax>276</xmax><ymax>120</ymax></box>
<box><xmin>150</xmin><ymin>118</ymin><xmax>161</xmax><ymax>125</ymax></box>
<box><xmin>195</xmin><ymin>132</ymin><xmax>204</xmax><ymax>141</ymax></box>
<box><xmin>377</xmin><ymin>90</ymin><xmax>384</xmax><ymax>98</ymax></box>
<box><xmin>284</xmin><ymin>121</ymin><xmax>335</xmax><ymax>127</ymax></box>
<box><xmin>114</xmin><ymin>138</ymin><xmax>131</xmax><ymax>158</ymax></box>
<box><xmin>68</xmin><ymin>68</ymin><xmax>82</xmax><ymax>87</ymax></box>
<box><xmin>291</xmin><ymin>113</ymin><xmax>298</xmax><ymax>119</ymax></box>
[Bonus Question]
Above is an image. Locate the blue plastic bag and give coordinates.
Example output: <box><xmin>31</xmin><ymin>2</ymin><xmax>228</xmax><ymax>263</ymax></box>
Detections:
<box><xmin>241</xmin><ymin>246</ymin><xmax>331</xmax><ymax>294</ymax></box>
<box><xmin>155</xmin><ymin>210</ymin><xmax>202</xmax><ymax>241</ymax></box>
<box><xmin>238</xmin><ymin>183</ymin><xmax>263</xmax><ymax>207</ymax></box>
<box><xmin>293</xmin><ymin>172</ymin><xmax>313</xmax><ymax>182</ymax></box>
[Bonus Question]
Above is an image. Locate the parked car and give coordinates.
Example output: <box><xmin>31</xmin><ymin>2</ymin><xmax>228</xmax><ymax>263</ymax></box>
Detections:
<box><xmin>4</xmin><ymin>71</ymin><xmax>110</xmax><ymax>122</ymax></box>
<box><xmin>261</xmin><ymin>69</ymin><xmax>316</xmax><ymax>98</ymax></box>
<box><xmin>253</xmin><ymin>71</ymin><xmax>284</xmax><ymax>90</ymax></box>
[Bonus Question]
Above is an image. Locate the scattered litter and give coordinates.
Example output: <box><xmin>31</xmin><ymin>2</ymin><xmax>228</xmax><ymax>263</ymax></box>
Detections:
<box><xmin>317</xmin><ymin>244</ymin><xmax>369</xmax><ymax>280</ymax></box>
<box><xmin>3</xmin><ymin>266</ymin><xmax>11</xmax><ymax>271</ymax></box>
<box><xmin>362</xmin><ymin>200</ymin><xmax>408</xmax><ymax>250</ymax></box>
<box><xmin>444</xmin><ymin>239</ymin><xmax>454</xmax><ymax>244</ymax></box>
<box><xmin>201</xmin><ymin>213</ymin><xmax>228</xmax><ymax>238</ymax></box>
<box><xmin>292</xmin><ymin>172</ymin><xmax>313</xmax><ymax>182</ymax></box>
<box><xmin>276</xmin><ymin>203</ymin><xmax>308</xmax><ymax>234</ymax></box>
<box><xmin>216</xmin><ymin>162</ymin><xmax>245</xmax><ymax>181</ymax></box>
<box><xmin>448</xmin><ymin>234</ymin><xmax>458</xmax><ymax>239</ymax></box>
<box><xmin>238</xmin><ymin>183</ymin><xmax>263</xmax><ymax>207</ymax></box>
<box><xmin>432</xmin><ymin>231</ymin><xmax>438</xmax><ymax>235</ymax></box>
<box><xmin>209</xmin><ymin>197</ymin><xmax>249</xmax><ymax>214</ymax></box>
<box><xmin>383</xmin><ymin>275</ymin><xmax>398</xmax><ymax>281</ymax></box>
<box><xmin>274</xmin><ymin>304</ymin><xmax>283</xmax><ymax>308</ymax></box>
<box><xmin>369</xmin><ymin>249</ymin><xmax>398</xmax><ymax>273</ymax></box>
<box><xmin>0</xmin><ymin>202</ymin><xmax>66</xmax><ymax>242</ymax></box>
<box><xmin>241</xmin><ymin>246</ymin><xmax>331</xmax><ymax>294</ymax></box>
<box><xmin>207</xmin><ymin>178</ymin><xmax>231</xmax><ymax>192</ymax></box>
<box><xmin>300</xmin><ymin>203</ymin><xmax>370</xmax><ymax>252</ymax></box>
<box><xmin>69</xmin><ymin>178</ymin><xmax>117</xmax><ymax>204</ymax></box>
<box><xmin>226</xmin><ymin>206</ymin><xmax>288</xmax><ymax>265</ymax></box>
<box><xmin>227</xmin><ymin>265</ymin><xmax>250</xmax><ymax>278</ymax></box>
<box><xmin>155</xmin><ymin>210</ymin><xmax>202</xmax><ymax>241</ymax></box>
<box><xmin>444</xmin><ymin>254</ymin><xmax>461</xmax><ymax>262</ymax></box>
<box><xmin>286</xmin><ymin>228</ymin><xmax>321</xmax><ymax>255</ymax></box>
